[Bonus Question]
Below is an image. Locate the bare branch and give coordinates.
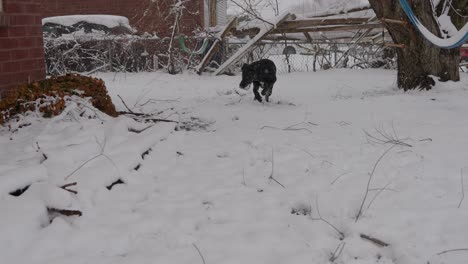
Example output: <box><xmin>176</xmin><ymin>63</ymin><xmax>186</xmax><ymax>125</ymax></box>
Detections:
<box><xmin>192</xmin><ymin>243</ymin><xmax>206</xmax><ymax>264</ymax></box>
<box><xmin>312</xmin><ymin>198</ymin><xmax>345</xmax><ymax>240</ymax></box>
<box><xmin>269</xmin><ymin>149</ymin><xmax>286</xmax><ymax>189</ymax></box>
<box><xmin>48</xmin><ymin>208</ymin><xmax>82</xmax><ymax>217</ymax></box>
<box><xmin>458</xmin><ymin>168</ymin><xmax>465</xmax><ymax>208</ymax></box>
<box><xmin>117</xmin><ymin>94</ymin><xmax>135</xmax><ymax>114</ymax></box>
<box><xmin>329</xmin><ymin>242</ymin><xmax>346</xmax><ymax>262</ymax></box>
<box><xmin>360</xmin><ymin>234</ymin><xmax>389</xmax><ymax>247</ymax></box>
<box><xmin>60</xmin><ymin>182</ymin><xmax>78</xmax><ymax>194</ymax></box>
<box><xmin>437</xmin><ymin>248</ymin><xmax>468</xmax><ymax>255</ymax></box>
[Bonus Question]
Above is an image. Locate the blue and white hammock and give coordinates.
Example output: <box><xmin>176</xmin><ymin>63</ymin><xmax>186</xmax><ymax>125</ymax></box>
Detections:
<box><xmin>399</xmin><ymin>0</ymin><xmax>468</xmax><ymax>49</ymax></box>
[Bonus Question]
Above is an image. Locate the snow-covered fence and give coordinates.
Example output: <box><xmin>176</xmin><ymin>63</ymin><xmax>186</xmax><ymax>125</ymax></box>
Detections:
<box><xmin>225</xmin><ymin>41</ymin><xmax>396</xmax><ymax>74</ymax></box>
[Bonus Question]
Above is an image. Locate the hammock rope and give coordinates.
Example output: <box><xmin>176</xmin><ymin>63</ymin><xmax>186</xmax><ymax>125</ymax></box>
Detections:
<box><xmin>178</xmin><ymin>36</ymin><xmax>210</xmax><ymax>55</ymax></box>
<box><xmin>399</xmin><ymin>0</ymin><xmax>468</xmax><ymax>49</ymax></box>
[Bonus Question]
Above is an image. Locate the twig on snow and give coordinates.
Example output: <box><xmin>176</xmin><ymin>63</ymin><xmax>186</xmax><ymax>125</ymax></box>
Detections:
<box><xmin>458</xmin><ymin>169</ymin><xmax>465</xmax><ymax>209</ymax></box>
<box><xmin>366</xmin><ymin>182</ymin><xmax>393</xmax><ymax>210</ymax></box>
<box><xmin>242</xmin><ymin>168</ymin><xmax>247</xmax><ymax>186</ymax></box>
<box><xmin>261</xmin><ymin>122</ymin><xmax>317</xmax><ymax>134</ymax></box>
<box><xmin>192</xmin><ymin>243</ymin><xmax>206</xmax><ymax>264</ymax></box>
<box><xmin>329</xmin><ymin>242</ymin><xmax>346</xmax><ymax>262</ymax></box>
<box><xmin>65</xmin><ymin>137</ymin><xmax>107</xmax><ymax>180</ymax></box>
<box><xmin>35</xmin><ymin>142</ymin><xmax>48</xmax><ymax>164</ymax></box>
<box><xmin>312</xmin><ymin>198</ymin><xmax>345</xmax><ymax>240</ymax></box>
<box><xmin>364</xmin><ymin>123</ymin><xmax>412</xmax><ymax>148</ymax></box>
<box><xmin>436</xmin><ymin>248</ymin><xmax>468</xmax><ymax>255</ymax></box>
<box><xmin>117</xmin><ymin>94</ymin><xmax>135</xmax><ymax>114</ymax></box>
<box><xmin>419</xmin><ymin>138</ymin><xmax>432</xmax><ymax>142</ymax></box>
<box><xmin>60</xmin><ymin>182</ymin><xmax>78</xmax><ymax>194</ymax></box>
<box><xmin>48</xmin><ymin>208</ymin><xmax>82</xmax><ymax>217</ymax></box>
<box><xmin>331</xmin><ymin>171</ymin><xmax>350</xmax><ymax>185</ymax></box>
<box><xmin>269</xmin><ymin>149</ymin><xmax>286</xmax><ymax>189</ymax></box>
<box><xmin>360</xmin><ymin>234</ymin><xmax>389</xmax><ymax>247</ymax></box>
<box><xmin>355</xmin><ymin>145</ymin><xmax>395</xmax><ymax>222</ymax></box>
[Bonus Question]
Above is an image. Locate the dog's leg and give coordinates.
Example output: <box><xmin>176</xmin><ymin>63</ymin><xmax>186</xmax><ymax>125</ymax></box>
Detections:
<box><xmin>264</xmin><ymin>83</ymin><xmax>273</xmax><ymax>102</ymax></box>
<box><xmin>253</xmin><ymin>82</ymin><xmax>262</xmax><ymax>102</ymax></box>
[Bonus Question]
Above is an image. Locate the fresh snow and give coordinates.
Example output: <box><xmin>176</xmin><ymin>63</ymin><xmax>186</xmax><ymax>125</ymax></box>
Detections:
<box><xmin>1</xmin><ymin>69</ymin><xmax>468</xmax><ymax>264</ymax></box>
<box><xmin>289</xmin><ymin>0</ymin><xmax>370</xmax><ymax>18</ymax></box>
<box><xmin>42</xmin><ymin>15</ymin><xmax>133</xmax><ymax>30</ymax></box>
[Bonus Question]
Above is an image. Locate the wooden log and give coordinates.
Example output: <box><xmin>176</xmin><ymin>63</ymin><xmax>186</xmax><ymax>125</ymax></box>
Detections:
<box><xmin>276</xmin><ymin>18</ymin><xmax>373</xmax><ymax>30</ymax></box>
<box><xmin>273</xmin><ymin>23</ymin><xmax>383</xmax><ymax>34</ymax></box>
<box><xmin>195</xmin><ymin>17</ymin><xmax>237</xmax><ymax>74</ymax></box>
<box><xmin>214</xmin><ymin>13</ymin><xmax>293</xmax><ymax>76</ymax></box>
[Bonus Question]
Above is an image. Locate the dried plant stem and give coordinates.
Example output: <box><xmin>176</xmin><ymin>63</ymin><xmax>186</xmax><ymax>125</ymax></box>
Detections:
<box><xmin>355</xmin><ymin>145</ymin><xmax>395</xmax><ymax>222</ymax></box>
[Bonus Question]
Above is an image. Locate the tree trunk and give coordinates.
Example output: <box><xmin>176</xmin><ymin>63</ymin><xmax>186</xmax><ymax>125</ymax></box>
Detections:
<box><xmin>369</xmin><ymin>0</ymin><xmax>460</xmax><ymax>91</ymax></box>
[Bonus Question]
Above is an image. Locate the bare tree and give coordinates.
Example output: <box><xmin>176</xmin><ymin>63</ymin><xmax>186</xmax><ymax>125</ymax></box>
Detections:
<box><xmin>368</xmin><ymin>0</ymin><xmax>462</xmax><ymax>90</ymax></box>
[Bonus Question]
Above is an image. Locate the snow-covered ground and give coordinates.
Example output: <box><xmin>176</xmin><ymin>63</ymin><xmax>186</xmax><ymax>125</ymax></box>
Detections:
<box><xmin>1</xmin><ymin>69</ymin><xmax>468</xmax><ymax>264</ymax></box>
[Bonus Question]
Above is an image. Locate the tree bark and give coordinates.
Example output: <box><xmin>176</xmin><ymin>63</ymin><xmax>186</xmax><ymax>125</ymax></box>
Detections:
<box><xmin>369</xmin><ymin>0</ymin><xmax>460</xmax><ymax>91</ymax></box>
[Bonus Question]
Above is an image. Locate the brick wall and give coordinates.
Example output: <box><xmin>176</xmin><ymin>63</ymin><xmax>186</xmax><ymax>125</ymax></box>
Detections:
<box><xmin>0</xmin><ymin>0</ymin><xmax>46</xmax><ymax>93</ymax></box>
<box><xmin>40</xmin><ymin>0</ymin><xmax>205</xmax><ymax>35</ymax></box>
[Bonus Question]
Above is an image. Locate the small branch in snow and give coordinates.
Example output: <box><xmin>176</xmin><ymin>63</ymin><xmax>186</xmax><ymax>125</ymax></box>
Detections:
<box><xmin>366</xmin><ymin>182</ymin><xmax>394</xmax><ymax>210</ymax></box>
<box><xmin>419</xmin><ymin>138</ymin><xmax>433</xmax><ymax>142</ymax></box>
<box><xmin>65</xmin><ymin>137</ymin><xmax>107</xmax><ymax>180</ymax></box>
<box><xmin>261</xmin><ymin>122</ymin><xmax>317</xmax><ymax>134</ymax></box>
<box><xmin>331</xmin><ymin>172</ymin><xmax>350</xmax><ymax>185</ymax></box>
<box><xmin>269</xmin><ymin>149</ymin><xmax>285</xmax><ymax>189</ymax></box>
<box><xmin>436</xmin><ymin>248</ymin><xmax>468</xmax><ymax>255</ymax></box>
<box><xmin>192</xmin><ymin>243</ymin><xmax>206</xmax><ymax>264</ymax></box>
<box><xmin>360</xmin><ymin>234</ymin><xmax>389</xmax><ymax>247</ymax></box>
<box><xmin>48</xmin><ymin>208</ymin><xmax>82</xmax><ymax>217</ymax></box>
<box><xmin>36</xmin><ymin>142</ymin><xmax>48</xmax><ymax>164</ymax></box>
<box><xmin>364</xmin><ymin>125</ymin><xmax>412</xmax><ymax>147</ymax></box>
<box><xmin>64</xmin><ymin>153</ymin><xmax>103</xmax><ymax>180</ymax></box>
<box><xmin>355</xmin><ymin>145</ymin><xmax>396</xmax><ymax>222</ymax></box>
<box><xmin>60</xmin><ymin>182</ymin><xmax>78</xmax><ymax>194</ymax></box>
<box><xmin>119</xmin><ymin>111</ymin><xmax>179</xmax><ymax>124</ymax></box>
<box><xmin>312</xmin><ymin>198</ymin><xmax>345</xmax><ymax>240</ymax></box>
<box><xmin>117</xmin><ymin>94</ymin><xmax>136</xmax><ymax>114</ymax></box>
<box><xmin>329</xmin><ymin>242</ymin><xmax>346</xmax><ymax>262</ymax></box>
<box><xmin>128</xmin><ymin>125</ymin><xmax>154</xmax><ymax>134</ymax></box>
<box><xmin>107</xmin><ymin>179</ymin><xmax>124</xmax><ymax>190</ymax></box>
<box><xmin>242</xmin><ymin>168</ymin><xmax>247</xmax><ymax>186</ymax></box>
<box><xmin>458</xmin><ymin>169</ymin><xmax>465</xmax><ymax>209</ymax></box>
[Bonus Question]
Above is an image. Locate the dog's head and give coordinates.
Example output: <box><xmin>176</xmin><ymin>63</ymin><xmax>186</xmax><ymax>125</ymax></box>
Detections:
<box><xmin>239</xmin><ymin>63</ymin><xmax>254</xmax><ymax>89</ymax></box>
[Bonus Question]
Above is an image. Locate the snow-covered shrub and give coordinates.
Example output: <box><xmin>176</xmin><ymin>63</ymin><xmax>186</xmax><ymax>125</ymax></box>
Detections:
<box><xmin>44</xmin><ymin>33</ymin><xmax>165</xmax><ymax>75</ymax></box>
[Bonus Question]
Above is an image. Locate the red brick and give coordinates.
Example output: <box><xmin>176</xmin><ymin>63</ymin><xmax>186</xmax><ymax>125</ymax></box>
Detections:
<box><xmin>29</xmin><ymin>48</ymin><xmax>44</xmax><ymax>58</ymax></box>
<box><xmin>5</xmin><ymin>3</ymin><xmax>24</xmax><ymax>13</ymax></box>
<box><xmin>10</xmin><ymin>15</ymin><xmax>36</xmax><ymax>26</ymax></box>
<box><xmin>0</xmin><ymin>74</ymin><xmax>11</xmax><ymax>85</ymax></box>
<box><xmin>11</xmin><ymin>49</ymin><xmax>29</xmax><ymax>59</ymax></box>
<box><xmin>0</xmin><ymin>51</ymin><xmax>10</xmax><ymax>61</ymax></box>
<box><xmin>8</xmin><ymin>26</ymin><xmax>27</xmax><ymax>37</ymax></box>
<box><xmin>16</xmin><ymin>37</ymin><xmax>34</xmax><ymax>48</ymax></box>
<box><xmin>21</xmin><ymin>59</ymin><xmax>37</xmax><ymax>71</ymax></box>
<box><xmin>0</xmin><ymin>27</ymin><xmax>8</xmax><ymax>38</ymax></box>
<box><xmin>2</xmin><ymin>61</ymin><xmax>22</xmax><ymax>73</ymax></box>
<box><xmin>0</xmin><ymin>38</ymin><xmax>18</xmax><ymax>50</ymax></box>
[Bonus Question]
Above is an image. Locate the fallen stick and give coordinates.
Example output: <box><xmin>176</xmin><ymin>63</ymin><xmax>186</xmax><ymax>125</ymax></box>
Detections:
<box><xmin>437</xmin><ymin>248</ymin><xmax>468</xmax><ymax>255</ymax></box>
<box><xmin>60</xmin><ymin>182</ymin><xmax>78</xmax><ymax>194</ymax></box>
<box><xmin>48</xmin><ymin>208</ymin><xmax>82</xmax><ymax>217</ymax></box>
<box><xmin>360</xmin><ymin>234</ymin><xmax>389</xmax><ymax>247</ymax></box>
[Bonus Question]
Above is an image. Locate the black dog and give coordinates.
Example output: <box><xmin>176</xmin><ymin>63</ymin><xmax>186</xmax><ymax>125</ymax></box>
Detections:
<box><xmin>239</xmin><ymin>59</ymin><xmax>277</xmax><ymax>102</ymax></box>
